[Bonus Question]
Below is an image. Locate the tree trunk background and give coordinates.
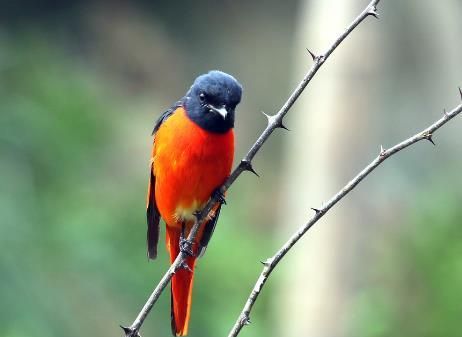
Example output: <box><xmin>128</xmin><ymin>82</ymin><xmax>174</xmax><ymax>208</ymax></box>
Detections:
<box><xmin>276</xmin><ymin>0</ymin><xmax>461</xmax><ymax>336</ymax></box>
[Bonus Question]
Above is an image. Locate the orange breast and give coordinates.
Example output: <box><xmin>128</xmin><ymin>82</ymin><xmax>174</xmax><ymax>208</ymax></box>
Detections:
<box><xmin>152</xmin><ymin>107</ymin><xmax>234</xmax><ymax>228</ymax></box>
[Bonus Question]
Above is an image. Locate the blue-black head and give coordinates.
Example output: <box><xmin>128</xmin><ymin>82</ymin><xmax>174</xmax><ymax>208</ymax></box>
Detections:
<box><xmin>184</xmin><ymin>70</ymin><xmax>242</xmax><ymax>133</ymax></box>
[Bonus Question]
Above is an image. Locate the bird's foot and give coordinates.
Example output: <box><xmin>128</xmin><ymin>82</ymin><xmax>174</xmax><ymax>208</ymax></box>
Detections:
<box><xmin>212</xmin><ymin>187</ymin><xmax>226</xmax><ymax>205</ymax></box>
<box><xmin>179</xmin><ymin>236</ymin><xmax>195</xmax><ymax>257</ymax></box>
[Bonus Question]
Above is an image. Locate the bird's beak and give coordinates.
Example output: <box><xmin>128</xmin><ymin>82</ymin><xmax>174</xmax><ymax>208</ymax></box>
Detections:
<box><xmin>208</xmin><ymin>105</ymin><xmax>228</xmax><ymax>119</ymax></box>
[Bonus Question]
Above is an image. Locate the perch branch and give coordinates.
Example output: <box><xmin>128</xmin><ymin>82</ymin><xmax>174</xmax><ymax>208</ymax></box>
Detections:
<box><xmin>227</xmin><ymin>98</ymin><xmax>462</xmax><ymax>337</ymax></box>
<box><xmin>122</xmin><ymin>0</ymin><xmax>382</xmax><ymax>335</ymax></box>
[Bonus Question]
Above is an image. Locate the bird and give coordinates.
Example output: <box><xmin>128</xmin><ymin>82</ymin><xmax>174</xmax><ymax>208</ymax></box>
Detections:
<box><xmin>146</xmin><ymin>70</ymin><xmax>242</xmax><ymax>336</ymax></box>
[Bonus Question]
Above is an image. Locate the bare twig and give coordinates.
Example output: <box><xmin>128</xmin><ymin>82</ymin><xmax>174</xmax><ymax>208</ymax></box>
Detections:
<box><xmin>228</xmin><ymin>99</ymin><xmax>462</xmax><ymax>337</ymax></box>
<box><xmin>122</xmin><ymin>0</ymin><xmax>382</xmax><ymax>336</ymax></box>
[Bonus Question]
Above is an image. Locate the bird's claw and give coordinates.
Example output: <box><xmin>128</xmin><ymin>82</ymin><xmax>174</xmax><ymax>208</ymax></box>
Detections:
<box><xmin>212</xmin><ymin>188</ymin><xmax>226</xmax><ymax>205</ymax></box>
<box><xmin>193</xmin><ymin>210</ymin><xmax>202</xmax><ymax>220</ymax></box>
<box><xmin>179</xmin><ymin>236</ymin><xmax>195</xmax><ymax>257</ymax></box>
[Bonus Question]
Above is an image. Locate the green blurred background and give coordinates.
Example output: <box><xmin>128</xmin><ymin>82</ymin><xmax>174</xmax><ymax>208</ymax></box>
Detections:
<box><xmin>0</xmin><ymin>1</ymin><xmax>461</xmax><ymax>337</ymax></box>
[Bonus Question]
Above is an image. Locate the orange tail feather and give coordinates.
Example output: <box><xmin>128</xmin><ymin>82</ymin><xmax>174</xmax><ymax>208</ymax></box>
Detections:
<box><xmin>167</xmin><ymin>227</ymin><xmax>196</xmax><ymax>336</ymax></box>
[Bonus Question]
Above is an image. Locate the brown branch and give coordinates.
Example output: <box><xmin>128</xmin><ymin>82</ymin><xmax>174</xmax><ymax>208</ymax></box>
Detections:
<box><xmin>227</xmin><ymin>100</ymin><xmax>462</xmax><ymax>336</ymax></box>
<box><xmin>122</xmin><ymin>0</ymin><xmax>382</xmax><ymax>336</ymax></box>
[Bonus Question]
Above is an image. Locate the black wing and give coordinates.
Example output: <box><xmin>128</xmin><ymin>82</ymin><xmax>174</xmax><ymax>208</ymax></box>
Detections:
<box><xmin>198</xmin><ymin>204</ymin><xmax>222</xmax><ymax>257</ymax></box>
<box><xmin>146</xmin><ymin>169</ymin><xmax>160</xmax><ymax>259</ymax></box>
<box><xmin>151</xmin><ymin>99</ymin><xmax>184</xmax><ymax>135</ymax></box>
<box><xmin>146</xmin><ymin>100</ymin><xmax>184</xmax><ymax>259</ymax></box>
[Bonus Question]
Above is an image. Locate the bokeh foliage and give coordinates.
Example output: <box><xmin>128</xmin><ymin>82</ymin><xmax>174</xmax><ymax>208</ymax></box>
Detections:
<box><xmin>354</xmin><ymin>187</ymin><xmax>462</xmax><ymax>337</ymax></box>
<box><xmin>1</xmin><ymin>2</ymin><xmax>461</xmax><ymax>337</ymax></box>
<box><xmin>0</xmin><ymin>36</ymin><xmax>272</xmax><ymax>337</ymax></box>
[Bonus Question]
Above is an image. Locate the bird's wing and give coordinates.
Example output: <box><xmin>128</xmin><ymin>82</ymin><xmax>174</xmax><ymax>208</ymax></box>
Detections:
<box><xmin>146</xmin><ymin>169</ymin><xmax>160</xmax><ymax>259</ymax></box>
<box><xmin>146</xmin><ymin>100</ymin><xmax>183</xmax><ymax>259</ymax></box>
<box><xmin>151</xmin><ymin>99</ymin><xmax>183</xmax><ymax>135</ymax></box>
<box><xmin>198</xmin><ymin>203</ymin><xmax>222</xmax><ymax>257</ymax></box>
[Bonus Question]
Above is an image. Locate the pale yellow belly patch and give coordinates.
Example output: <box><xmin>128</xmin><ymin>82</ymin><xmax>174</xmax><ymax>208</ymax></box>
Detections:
<box><xmin>173</xmin><ymin>200</ymin><xmax>204</xmax><ymax>222</ymax></box>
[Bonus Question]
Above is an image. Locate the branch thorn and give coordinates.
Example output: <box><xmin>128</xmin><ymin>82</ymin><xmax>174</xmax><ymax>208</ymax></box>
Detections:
<box><xmin>241</xmin><ymin>160</ymin><xmax>260</xmax><ymax>177</ymax></box>
<box><xmin>306</xmin><ymin>48</ymin><xmax>317</xmax><ymax>61</ymax></box>
<box><xmin>424</xmin><ymin>132</ymin><xmax>436</xmax><ymax>146</ymax></box>
<box><xmin>379</xmin><ymin>145</ymin><xmax>386</xmax><ymax>156</ymax></box>
<box><xmin>368</xmin><ymin>6</ymin><xmax>379</xmax><ymax>19</ymax></box>
<box><xmin>261</xmin><ymin>111</ymin><xmax>277</xmax><ymax>125</ymax></box>
<box><xmin>120</xmin><ymin>325</ymin><xmax>141</xmax><ymax>337</ymax></box>
<box><xmin>260</xmin><ymin>258</ymin><xmax>272</xmax><ymax>266</ymax></box>
<box><xmin>443</xmin><ymin>108</ymin><xmax>448</xmax><ymax>117</ymax></box>
<box><xmin>261</xmin><ymin>111</ymin><xmax>271</xmax><ymax>121</ymax></box>
<box><xmin>311</xmin><ymin>207</ymin><xmax>321</xmax><ymax>213</ymax></box>
<box><xmin>459</xmin><ymin>87</ymin><xmax>462</xmax><ymax>100</ymax></box>
<box><xmin>278</xmin><ymin>120</ymin><xmax>290</xmax><ymax>131</ymax></box>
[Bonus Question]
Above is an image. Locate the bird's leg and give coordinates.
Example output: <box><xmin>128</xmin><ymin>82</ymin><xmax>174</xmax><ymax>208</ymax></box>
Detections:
<box><xmin>179</xmin><ymin>222</ymin><xmax>194</xmax><ymax>257</ymax></box>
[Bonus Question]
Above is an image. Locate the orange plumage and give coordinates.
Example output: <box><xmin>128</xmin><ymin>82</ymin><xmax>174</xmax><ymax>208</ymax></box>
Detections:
<box><xmin>146</xmin><ymin>70</ymin><xmax>241</xmax><ymax>336</ymax></box>
<box><xmin>153</xmin><ymin>108</ymin><xmax>233</xmax><ymax>334</ymax></box>
<box><xmin>153</xmin><ymin>108</ymin><xmax>234</xmax><ymax>228</ymax></box>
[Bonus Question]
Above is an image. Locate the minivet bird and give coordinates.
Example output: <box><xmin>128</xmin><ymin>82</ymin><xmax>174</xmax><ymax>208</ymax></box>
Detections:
<box><xmin>146</xmin><ymin>70</ymin><xmax>242</xmax><ymax>336</ymax></box>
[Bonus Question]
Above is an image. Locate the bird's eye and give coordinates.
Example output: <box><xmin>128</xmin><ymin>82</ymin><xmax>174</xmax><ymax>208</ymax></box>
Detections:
<box><xmin>199</xmin><ymin>93</ymin><xmax>206</xmax><ymax>102</ymax></box>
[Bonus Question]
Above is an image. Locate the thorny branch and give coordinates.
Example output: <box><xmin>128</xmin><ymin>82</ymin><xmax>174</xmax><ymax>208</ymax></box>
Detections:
<box><xmin>120</xmin><ymin>0</ymin><xmax>419</xmax><ymax>336</ymax></box>
<box><xmin>226</xmin><ymin>0</ymin><xmax>383</xmax><ymax>335</ymax></box>
<box><xmin>228</xmin><ymin>98</ymin><xmax>462</xmax><ymax>337</ymax></box>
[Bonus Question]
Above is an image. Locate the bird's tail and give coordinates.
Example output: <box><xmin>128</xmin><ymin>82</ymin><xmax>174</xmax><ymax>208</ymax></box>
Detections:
<box><xmin>166</xmin><ymin>226</ymin><xmax>196</xmax><ymax>336</ymax></box>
